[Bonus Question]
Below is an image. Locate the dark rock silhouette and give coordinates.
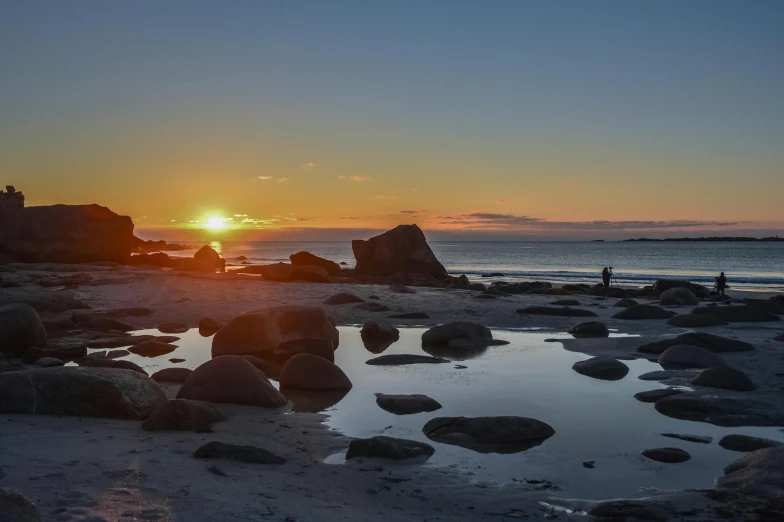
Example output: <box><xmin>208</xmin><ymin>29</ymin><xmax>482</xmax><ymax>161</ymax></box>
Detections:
<box><xmin>290</xmin><ymin>251</ymin><xmax>341</xmax><ymax>275</ymax></box>
<box><xmin>352</xmin><ymin>224</ymin><xmax>447</xmax><ymax>279</ymax></box>
<box><xmin>346</xmin><ymin>436</ymin><xmax>435</xmax><ymax>460</ymax></box>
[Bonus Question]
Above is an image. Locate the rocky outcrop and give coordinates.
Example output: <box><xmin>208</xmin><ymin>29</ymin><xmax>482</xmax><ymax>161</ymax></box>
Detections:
<box><xmin>423</xmin><ymin>416</ymin><xmax>555</xmax><ymax>453</ymax></box>
<box><xmin>211</xmin><ymin>306</ymin><xmax>338</xmax><ymax>357</ymax></box>
<box><xmin>654</xmin><ymin>393</ymin><xmax>784</xmax><ymax>426</ymax></box>
<box><xmin>0</xmin><ymin>303</ymin><xmax>47</xmax><ymax>356</ymax></box>
<box><xmin>659</xmin><ymin>287</ymin><xmax>699</xmax><ymax>306</ymax></box>
<box><xmin>290</xmin><ymin>251</ymin><xmax>341</xmax><ymax>275</ymax></box>
<box><xmin>719</xmin><ymin>434</ymin><xmax>781</xmax><ymax>452</ymax></box>
<box><xmin>659</xmin><ymin>344</ymin><xmax>724</xmax><ymax>368</ymax></box>
<box><xmin>346</xmin><ymin>436</ymin><xmax>435</xmax><ymax>461</ymax></box>
<box><xmin>142</xmin><ymin>399</ymin><xmax>225</xmax><ymax>432</ymax></box>
<box><xmin>717</xmin><ymin>445</ymin><xmax>784</xmax><ymax>509</ymax></box>
<box><xmin>0</xmin><ymin>367</ymin><xmax>165</xmax><ymax>419</ymax></box>
<box><xmin>177</xmin><ymin>356</ymin><xmax>286</xmax><ymax>407</ymax></box>
<box><xmin>352</xmin><ymin>225</ymin><xmax>447</xmax><ymax>279</ymax></box>
<box><xmin>637</xmin><ymin>332</ymin><xmax>754</xmax><ymax>355</ymax></box>
<box><xmin>0</xmin><ymin>487</ymin><xmax>41</xmax><ymax>522</ymax></box>
<box><xmin>127</xmin><ymin>252</ymin><xmax>176</xmax><ymax>268</ymax></box>
<box><xmin>572</xmin><ymin>357</ymin><xmax>629</xmax><ymax>380</ymax></box>
<box><xmin>278</xmin><ymin>353</ymin><xmax>352</xmax><ymax>391</ymax></box>
<box><xmin>375</xmin><ymin>393</ymin><xmax>442</xmax><ymax>415</ymax></box>
<box><xmin>652</xmin><ymin>279</ymin><xmax>710</xmax><ymax>298</ymax></box>
<box><xmin>0</xmin><ymin>187</ymin><xmax>134</xmax><ymax>263</ymax></box>
<box><xmin>193</xmin><ymin>245</ymin><xmax>226</xmax><ymax>272</ymax></box>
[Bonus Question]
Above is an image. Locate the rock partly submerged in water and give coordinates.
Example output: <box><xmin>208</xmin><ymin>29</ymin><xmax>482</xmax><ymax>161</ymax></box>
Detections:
<box><xmin>655</xmin><ymin>393</ymin><xmax>784</xmax><ymax>427</ymax></box>
<box><xmin>346</xmin><ymin>436</ymin><xmax>435</xmax><ymax>461</ymax></box>
<box><xmin>691</xmin><ymin>365</ymin><xmax>755</xmax><ymax>392</ymax></box>
<box><xmin>572</xmin><ymin>357</ymin><xmax>629</xmax><ymax>381</ymax></box>
<box><xmin>278</xmin><ymin>353</ymin><xmax>352</xmax><ymax>391</ymax></box>
<box><xmin>177</xmin><ymin>355</ymin><xmax>286</xmax><ymax>408</ymax></box>
<box><xmin>142</xmin><ymin>399</ymin><xmax>225</xmax><ymax>432</ymax></box>
<box><xmin>422</xmin><ymin>416</ymin><xmax>555</xmax><ymax>454</ymax></box>
<box><xmin>659</xmin><ymin>344</ymin><xmax>724</xmax><ymax>368</ymax></box>
<box><xmin>360</xmin><ymin>319</ymin><xmax>400</xmax><ymax>353</ymax></box>
<box><xmin>0</xmin><ymin>367</ymin><xmax>165</xmax><ymax>419</ymax></box>
<box><xmin>421</xmin><ymin>322</ymin><xmax>492</xmax><ymax>346</ymax></box>
<box><xmin>567</xmin><ymin>321</ymin><xmax>609</xmax><ymax>338</ymax></box>
<box><xmin>641</xmin><ymin>447</ymin><xmax>692</xmax><ymax>463</ymax></box>
<box><xmin>151</xmin><ymin>367</ymin><xmax>193</xmax><ymax>383</ymax></box>
<box><xmin>638</xmin><ymin>332</ymin><xmax>754</xmax><ymax>355</ymax></box>
<box><xmin>633</xmin><ymin>388</ymin><xmax>684</xmax><ymax>403</ymax></box>
<box><xmin>366</xmin><ymin>354</ymin><xmax>449</xmax><ymax>366</ymax></box>
<box><xmin>375</xmin><ymin>393</ymin><xmax>442</xmax><ymax>415</ymax></box>
<box><xmin>719</xmin><ymin>434</ymin><xmax>781</xmax><ymax>452</ymax></box>
<box><xmin>211</xmin><ymin>306</ymin><xmax>339</xmax><ymax>357</ymax></box>
<box><xmin>613</xmin><ymin>305</ymin><xmax>677</xmax><ymax>320</ymax></box>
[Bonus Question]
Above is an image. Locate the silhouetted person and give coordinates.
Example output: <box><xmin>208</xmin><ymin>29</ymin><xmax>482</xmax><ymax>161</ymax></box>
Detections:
<box><xmin>602</xmin><ymin>267</ymin><xmax>609</xmax><ymax>288</ymax></box>
<box><xmin>716</xmin><ymin>272</ymin><xmax>727</xmax><ymax>295</ymax></box>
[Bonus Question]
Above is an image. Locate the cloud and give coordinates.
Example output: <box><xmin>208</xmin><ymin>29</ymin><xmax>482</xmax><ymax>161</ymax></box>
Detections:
<box><xmin>399</xmin><ymin>209</ymin><xmax>426</xmax><ymax>214</ymax></box>
<box><xmin>559</xmin><ymin>182</ymin><xmax>580</xmax><ymax>187</ymax></box>
<box><xmin>277</xmin><ymin>177</ymin><xmax>289</xmax><ymax>183</ymax></box>
<box><xmin>374</xmin><ymin>195</ymin><xmax>398</xmax><ymax>200</ymax></box>
<box><xmin>411</xmin><ymin>188</ymin><xmax>419</xmax><ymax>193</ymax></box>
<box><xmin>338</xmin><ymin>175</ymin><xmax>373</xmax><ymax>182</ymax></box>
<box><xmin>497</xmin><ymin>199</ymin><xmax>508</xmax><ymax>204</ymax></box>
<box><xmin>255</xmin><ymin>176</ymin><xmax>273</xmax><ymax>180</ymax></box>
<box><xmin>337</xmin><ymin>175</ymin><xmax>346</xmax><ymax>180</ymax></box>
<box><xmin>434</xmin><ymin>212</ymin><xmax>739</xmax><ymax>231</ymax></box>
<box><xmin>303</xmin><ymin>162</ymin><xmax>316</xmax><ymax>168</ymax></box>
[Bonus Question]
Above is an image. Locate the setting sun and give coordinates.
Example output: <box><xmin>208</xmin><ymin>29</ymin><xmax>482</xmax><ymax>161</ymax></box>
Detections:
<box><xmin>205</xmin><ymin>217</ymin><xmax>228</xmax><ymax>230</ymax></box>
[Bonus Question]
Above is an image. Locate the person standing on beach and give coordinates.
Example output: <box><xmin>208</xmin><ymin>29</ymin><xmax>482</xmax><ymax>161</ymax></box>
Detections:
<box><xmin>716</xmin><ymin>272</ymin><xmax>727</xmax><ymax>295</ymax></box>
<box><xmin>602</xmin><ymin>267</ymin><xmax>609</xmax><ymax>288</ymax></box>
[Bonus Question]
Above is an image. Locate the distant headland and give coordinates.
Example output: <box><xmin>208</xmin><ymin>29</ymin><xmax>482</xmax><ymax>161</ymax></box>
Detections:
<box><xmin>622</xmin><ymin>237</ymin><xmax>783</xmax><ymax>243</ymax></box>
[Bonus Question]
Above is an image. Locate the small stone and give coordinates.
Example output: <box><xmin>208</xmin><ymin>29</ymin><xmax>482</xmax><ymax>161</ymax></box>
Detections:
<box><xmin>641</xmin><ymin>447</ymin><xmax>691</xmax><ymax>463</ymax></box>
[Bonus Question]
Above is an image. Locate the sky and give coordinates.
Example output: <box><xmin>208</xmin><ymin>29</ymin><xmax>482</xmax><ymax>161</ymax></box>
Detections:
<box><xmin>1</xmin><ymin>1</ymin><xmax>783</xmax><ymax>241</ymax></box>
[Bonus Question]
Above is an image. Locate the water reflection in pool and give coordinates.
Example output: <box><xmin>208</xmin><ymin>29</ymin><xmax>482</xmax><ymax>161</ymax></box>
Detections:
<box><xmin>115</xmin><ymin>326</ymin><xmax>783</xmax><ymax>499</ymax></box>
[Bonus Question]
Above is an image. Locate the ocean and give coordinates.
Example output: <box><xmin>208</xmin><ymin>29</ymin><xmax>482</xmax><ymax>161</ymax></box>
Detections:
<box><xmin>178</xmin><ymin>240</ymin><xmax>784</xmax><ymax>292</ymax></box>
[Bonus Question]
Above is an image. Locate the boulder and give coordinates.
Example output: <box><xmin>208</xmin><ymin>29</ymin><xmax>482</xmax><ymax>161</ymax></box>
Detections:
<box><xmin>21</xmin><ymin>345</ymin><xmax>86</xmax><ymax>364</ymax></box>
<box><xmin>572</xmin><ymin>357</ymin><xmax>629</xmax><ymax>381</ymax></box>
<box><xmin>692</xmin><ymin>305</ymin><xmax>780</xmax><ymax>323</ymax></box>
<box><xmin>550</xmin><ymin>299</ymin><xmax>581</xmax><ymax>306</ymax></box>
<box><xmin>515</xmin><ymin>306</ymin><xmax>597</xmax><ymax>317</ymax></box>
<box><xmin>128</xmin><ymin>341</ymin><xmax>177</xmax><ymax>357</ymax></box>
<box><xmin>104</xmin><ymin>359</ymin><xmax>147</xmax><ymax>375</ymax></box>
<box><xmin>613</xmin><ymin>305</ymin><xmax>676</xmax><ymax>320</ymax></box>
<box><xmin>717</xmin><ymin>445</ymin><xmax>784</xmax><ymax>509</ymax></box>
<box><xmin>346</xmin><ymin>436</ymin><xmax>435</xmax><ymax>461</ymax></box>
<box><xmin>568</xmin><ymin>321</ymin><xmax>609</xmax><ymax>338</ymax></box>
<box><xmin>691</xmin><ymin>365</ymin><xmax>755</xmax><ymax>391</ymax></box>
<box><xmin>0</xmin><ymin>367</ymin><xmax>165</xmax><ymax>419</ymax></box>
<box><xmin>719</xmin><ymin>434</ymin><xmax>781</xmax><ymax>452</ymax></box>
<box><xmin>0</xmin><ymin>303</ymin><xmax>47</xmax><ymax>356</ymax></box>
<box><xmin>422</xmin><ymin>416</ymin><xmax>555</xmax><ymax>453</ymax></box>
<box><xmin>360</xmin><ymin>320</ymin><xmax>399</xmax><ymax>342</ymax></box>
<box><xmin>273</xmin><ymin>338</ymin><xmax>334</xmax><ymax>363</ymax></box>
<box><xmin>352</xmin><ymin>224</ymin><xmax>447</xmax><ymax>279</ymax></box>
<box><xmin>743</xmin><ymin>298</ymin><xmax>784</xmax><ymax>315</ymax></box>
<box><xmin>659</xmin><ymin>344</ymin><xmax>724</xmax><ymax>368</ymax></box>
<box><xmin>446</xmin><ymin>274</ymin><xmax>471</xmax><ymax>290</ymax></box>
<box><xmin>127</xmin><ymin>252</ymin><xmax>175</xmax><ymax>268</ymax></box>
<box><xmin>366</xmin><ymin>354</ymin><xmax>449</xmax><ymax>366</ymax></box>
<box><xmin>375</xmin><ymin>393</ymin><xmax>442</xmax><ymax>415</ymax></box>
<box><xmin>193</xmin><ymin>245</ymin><xmax>226</xmax><ymax>272</ymax></box>
<box><xmin>177</xmin><ymin>355</ymin><xmax>286</xmax><ymax>407</ymax></box>
<box><xmin>659</xmin><ymin>287</ymin><xmax>699</xmax><ymax>306</ymax></box>
<box><xmin>212</xmin><ymin>306</ymin><xmax>338</xmax><ymax>357</ymax></box>
<box><xmin>652</xmin><ymin>279</ymin><xmax>710</xmax><ymax>298</ymax></box>
<box><xmin>0</xmin><ymin>194</ymin><xmax>134</xmax><ymax>263</ymax></box>
<box><xmin>34</xmin><ymin>357</ymin><xmax>63</xmax><ymax>368</ymax></box>
<box><xmin>324</xmin><ymin>292</ymin><xmax>364</xmax><ymax>305</ymax></box>
<box><xmin>666</xmin><ymin>314</ymin><xmax>728</xmax><ymax>328</ymax></box>
<box><xmin>193</xmin><ymin>441</ymin><xmax>286</xmax><ymax>464</ymax></box>
<box><xmin>142</xmin><ymin>399</ymin><xmax>225</xmax><ymax>432</ymax></box>
<box><xmin>290</xmin><ymin>265</ymin><xmax>329</xmax><ymax>283</ymax></box>
<box><xmin>0</xmin><ymin>487</ymin><xmax>41</xmax><ymax>522</ymax></box>
<box><xmin>198</xmin><ymin>317</ymin><xmax>222</xmax><ymax>334</ymax></box>
<box><xmin>633</xmin><ymin>389</ymin><xmax>684</xmax><ymax>403</ymax></box>
<box><xmin>290</xmin><ymin>251</ymin><xmax>341</xmax><ymax>275</ymax></box>
<box><xmin>421</xmin><ymin>322</ymin><xmax>492</xmax><ymax>346</ymax></box>
<box><xmin>641</xmin><ymin>447</ymin><xmax>691</xmax><ymax>463</ymax></box>
<box><xmin>278</xmin><ymin>353</ymin><xmax>352</xmax><ymax>391</ymax></box>
<box><xmin>151</xmin><ymin>367</ymin><xmax>193</xmax><ymax>383</ymax></box>
<box><xmin>614</xmin><ymin>298</ymin><xmax>638</xmax><ymax>308</ymax></box>
<box><xmin>637</xmin><ymin>332</ymin><xmax>754</xmax><ymax>355</ymax></box>
<box><xmin>654</xmin><ymin>393</ymin><xmax>784</xmax><ymax>427</ymax></box>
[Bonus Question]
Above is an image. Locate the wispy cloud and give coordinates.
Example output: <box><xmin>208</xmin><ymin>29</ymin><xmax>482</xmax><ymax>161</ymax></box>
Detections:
<box><xmin>303</xmin><ymin>162</ymin><xmax>317</xmax><ymax>168</ymax></box>
<box><xmin>374</xmin><ymin>195</ymin><xmax>398</xmax><ymax>200</ymax></box>
<box><xmin>559</xmin><ymin>182</ymin><xmax>580</xmax><ymax>187</ymax></box>
<box><xmin>338</xmin><ymin>175</ymin><xmax>373</xmax><ymax>182</ymax></box>
<box><xmin>255</xmin><ymin>176</ymin><xmax>273</xmax><ymax>180</ymax></box>
<box><xmin>435</xmin><ymin>211</ymin><xmax>739</xmax><ymax>231</ymax></box>
<box><xmin>277</xmin><ymin>177</ymin><xmax>289</xmax><ymax>183</ymax></box>
<box><xmin>497</xmin><ymin>199</ymin><xmax>508</xmax><ymax>204</ymax></box>
<box><xmin>399</xmin><ymin>209</ymin><xmax>426</xmax><ymax>214</ymax></box>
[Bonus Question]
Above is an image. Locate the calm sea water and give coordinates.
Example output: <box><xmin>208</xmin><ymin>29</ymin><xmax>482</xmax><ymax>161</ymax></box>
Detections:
<box><xmin>176</xmin><ymin>241</ymin><xmax>784</xmax><ymax>292</ymax></box>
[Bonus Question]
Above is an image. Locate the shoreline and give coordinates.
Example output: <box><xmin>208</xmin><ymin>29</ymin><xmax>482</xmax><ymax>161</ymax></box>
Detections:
<box><xmin>1</xmin><ymin>263</ymin><xmax>783</xmax><ymax>521</ymax></box>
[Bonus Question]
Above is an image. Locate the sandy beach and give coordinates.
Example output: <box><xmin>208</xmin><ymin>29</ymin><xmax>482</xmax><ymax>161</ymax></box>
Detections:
<box><xmin>2</xmin><ymin>262</ymin><xmax>783</xmax><ymax>521</ymax></box>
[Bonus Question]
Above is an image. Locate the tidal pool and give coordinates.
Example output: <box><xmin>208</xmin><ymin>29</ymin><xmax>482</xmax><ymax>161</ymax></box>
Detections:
<box><xmin>111</xmin><ymin>326</ymin><xmax>783</xmax><ymax>499</ymax></box>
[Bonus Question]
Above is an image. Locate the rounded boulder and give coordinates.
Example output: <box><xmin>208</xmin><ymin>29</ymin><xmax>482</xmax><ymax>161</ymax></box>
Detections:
<box><xmin>279</xmin><ymin>353</ymin><xmax>352</xmax><ymax>391</ymax></box>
